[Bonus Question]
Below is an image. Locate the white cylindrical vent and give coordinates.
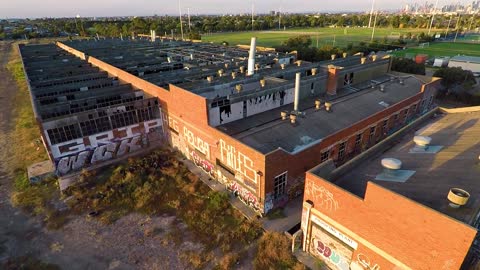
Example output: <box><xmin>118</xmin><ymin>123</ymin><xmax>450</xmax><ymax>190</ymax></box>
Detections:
<box><xmin>294</xmin><ymin>72</ymin><xmax>301</xmax><ymax>112</ymax></box>
<box><xmin>247</xmin><ymin>37</ymin><xmax>257</xmax><ymax>76</ymax></box>
<box><xmin>413</xmin><ymin>136</ymin><xmax>432</xmax><ymax>150</ymax></box>
<box><xmin>331</xmin><ymin>54</ymin><xmax>336</xmax><ymax>60</ymax></box>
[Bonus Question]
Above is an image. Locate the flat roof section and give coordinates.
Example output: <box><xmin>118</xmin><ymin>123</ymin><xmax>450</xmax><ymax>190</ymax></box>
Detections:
<box><xmin>218</xmin><ymin>75</ymin><xmax>423</xmax><ymax>154</ymax></box>
<box><xmin>334</xmin><ymin>111</ymin><xmax>480</xmax><ymax>224</ymax></box>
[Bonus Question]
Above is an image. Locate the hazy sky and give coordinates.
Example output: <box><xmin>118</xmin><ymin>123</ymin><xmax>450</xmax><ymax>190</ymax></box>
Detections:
<box><xmin>0</xmin><ymin>0</ymin><xmax>472</xmax><ymax>18</ymax></box>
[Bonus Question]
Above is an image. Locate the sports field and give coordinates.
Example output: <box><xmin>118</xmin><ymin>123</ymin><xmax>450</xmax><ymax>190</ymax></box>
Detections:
<box><xmin>202</xmin><ymin>27</ymin><xmax>445</xmax><ymax>48</ymax></box>
<box><xmin>391</xmin><ymin>42</ymin><xmax>480</xmax><ymax>58</ymax></box>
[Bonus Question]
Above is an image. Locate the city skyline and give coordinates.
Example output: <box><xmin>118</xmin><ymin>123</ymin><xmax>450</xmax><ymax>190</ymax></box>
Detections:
<box><xmin>0</xmin><ymin>0</ymin><xmax>476</xmax><ymax>18</ymax></box>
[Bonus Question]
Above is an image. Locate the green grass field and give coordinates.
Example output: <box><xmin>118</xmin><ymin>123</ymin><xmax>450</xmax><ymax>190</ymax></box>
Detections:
<box><xmin>202</xmin><ymin>27</ymin><xmax>445</xmax><ymax>48</ymax></box>
<box><xmin>392</xmin><ymin>42</ymin><xmax>480</xmax><ymax>58</ymax></box>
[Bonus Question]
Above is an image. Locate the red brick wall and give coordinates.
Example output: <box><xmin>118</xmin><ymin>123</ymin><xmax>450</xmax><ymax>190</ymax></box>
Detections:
<box><xmin>303</xmin><ymin>173</ymin><xmax>476</xmax><ymax>270</ymax></box>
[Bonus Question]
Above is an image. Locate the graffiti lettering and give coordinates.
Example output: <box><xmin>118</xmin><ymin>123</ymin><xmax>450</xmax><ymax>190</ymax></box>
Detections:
<box><xmin>50</xmin><ymin>119</ymin><xmax>162</xmax><ymax>158</ymax></box>
<box><xmin>227</xmin><ymin>181</ymin><xmax>260</xmax><ymax>212</ymax></box>
<box><xmin>190</xmin><ymin>150</ymin><xmax>216</xmax><ymax>178</ymax></box>
<box><xmin>219</xmin><ymin>139</ymin><xmax>257</xmax><ymax>184</ymax></box>
<box><xmin>184</xmin><ymin>127</ymin><xmax>210</xmax><ymax>159</ymax></box>
<box><xmin>56</xmin><ymin>136</ymin><xmax>145</xmax><ymax>175</ymax></box>
<box><xmin>305</xmin><ymin>182</ymin><xmax>339</xmax><ymax>211</ymax></box>
<box><xmin>355</xmin><ymin>253</ymin><xmax>380</xmax><ymax>270</ymax></box>
<box><xmin>313</xmin><ymin>239</ymin><xmax>350</xmax><ymax>270</ymax></box>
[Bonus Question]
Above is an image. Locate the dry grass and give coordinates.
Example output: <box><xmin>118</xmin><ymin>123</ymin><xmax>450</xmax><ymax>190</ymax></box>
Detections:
<box><xmin>254</xmin><ymin>232</ymin><xmax>304</xmax><ymax>270</ymax></box>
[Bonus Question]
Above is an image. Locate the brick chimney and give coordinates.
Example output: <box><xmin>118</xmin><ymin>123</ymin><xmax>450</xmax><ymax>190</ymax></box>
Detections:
<box><xmin>327</xmin><ymin>65</ymin><xmax>339</xmax><ymax>96</ymax></box>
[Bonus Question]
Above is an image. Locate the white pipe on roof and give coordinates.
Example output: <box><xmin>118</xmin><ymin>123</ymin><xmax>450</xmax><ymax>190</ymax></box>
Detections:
<box><xmin>247</xmin><ymin>37</ymin><xmax>257</xmax><ymax>76</ymax></box>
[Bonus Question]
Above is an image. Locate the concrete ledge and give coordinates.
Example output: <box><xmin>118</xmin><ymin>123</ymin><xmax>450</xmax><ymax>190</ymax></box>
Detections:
<box><xmin>439</xmin><ymin>106</ymin><xmax>480</xmax><ymax>114</ymax></box>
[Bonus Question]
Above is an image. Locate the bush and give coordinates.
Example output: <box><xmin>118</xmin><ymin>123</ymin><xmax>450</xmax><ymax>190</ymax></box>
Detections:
<box><xmin>391</xmin><ymin>58</ymin><xmax>426</xmax><ymax>75</ymax></box>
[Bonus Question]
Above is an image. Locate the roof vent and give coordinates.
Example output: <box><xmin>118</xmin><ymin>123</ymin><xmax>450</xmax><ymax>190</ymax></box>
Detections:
<box><xmin>413</xmin><ymin>136</ymin><xmax>432</xmax><ymax>150</ymax></box>
<box><xmin>371</xmin><ymin>82</ymin><xmax>376</xmax><ymax>89</ymax></box>
<box><xmin>255</xmin><ymin>63</ymin><xmax>260</xmax><ymax>71</ymax></box>
<box><xmin>315</xmin><ymin>99</ymin><xmax>322</xmax><ymax>110</ymax></box>
<box><xmin>281</xmin><ymin>111</ymin><xmax>288</xmax><ymax>120</ymax></box>
<box><xmin>325</xmin><ymin>102</ymin><xmax>332</xmax><ymax>112</ymax></box>
<box><xmin>296</xmin><ymin>60</ymin><xmax>302</xmax><ymax>67</ymax></box>
<box><xmin>372</xmin><ymin>54</ymin><xmax>377</xmax><ymax>61</ymax></box>
<box><xmin>331</xmin><ymin>54</ymin><xmax>336</xmax><ymax>60</ymax></box>
<box><xmin>343</xmin><ymin>52</ymin><xmax>348</xmax><ymax>58</ymax></box>
<box><xmin>260</xmin><ymin>79</ymin><xmax>266</xmax><ymax>88</ymax></box>
<box><xmin>311</xmin><ymin>68</ymin><xmax>318</xmax><ymax>76</ymax></box>
<box><xmin>239</xmin><ymin>66</ymin><xmax>245</xmax><ymax>73</ymax></box>
<box><xmin>224</xmin><ymin>63</ymin><xmax>229</xmax><ymax>69</ymax></box>
<box><xmin>235</xmin><ymin>84</ymin><xmax>243</xmax><ymax>93</ymax></box>
<box><xmin>207</xmin><ymin>76</ymin><xmax>214</xmax><ymax>83</ymax></box>
<box><xmin>399</xmin><ymin>78</ymin><xmax>404</xmax><ymax>85</ymax></box>
<box><xmin>218</xmin><ymin>69</ymin><xmax>224</xmax><ymax>77</ymax></box>
<box><xmin>231</xmin><ymin>71</ymin><xmax>237</xmax><ymax>79</ymax></box>
<box><xmin>280</xmin><ymin>63</ymin><xmax>286</xmax><ymax>70</ymax></box>
<box><xmin>290</xmin><ymin>114</ymin><xmax>297</xmax><ymax>124</ymax></box>
<box><xmin>361</xmin><ymin>57</ymin><xmax>367</xmax><ymax>64</ymax></box>
<box><xmin>448</xmin><ymin>188</ymin><xmax>470</xmax><ymax>208</ymax></box>
<box><xmin>380</xmin><ymin>84</ymin><xmax>385</xmax><ymax>92</ymax></box>
<box><xmin>381</xmin><ymin>158</ymin><xmax>402</xmax><ymax>176</ymax></box>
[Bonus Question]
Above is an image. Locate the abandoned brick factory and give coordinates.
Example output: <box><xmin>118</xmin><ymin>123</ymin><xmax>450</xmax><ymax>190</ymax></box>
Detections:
<box><xmin>19</xmin><ymin>35</ymin><xmax>438</xmax><ymax>216</ymax></box>
<box><xmin>20</xmin><ymin>35</ymin><xmax>480</xmax><ymax>269</ymax></box>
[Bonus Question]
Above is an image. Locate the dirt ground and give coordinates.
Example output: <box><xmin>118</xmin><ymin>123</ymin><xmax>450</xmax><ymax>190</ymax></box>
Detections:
<box><xmin>0</xmin><ymin>41</ymin><xmax>255</xmax><ymax>270</ymax></box>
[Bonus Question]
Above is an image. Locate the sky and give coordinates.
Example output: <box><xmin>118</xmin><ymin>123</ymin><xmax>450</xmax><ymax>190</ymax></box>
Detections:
<box><xmin>0</xmin><ymin>0</ymin><xmax>473</xmax><ymax>19</ymax></box>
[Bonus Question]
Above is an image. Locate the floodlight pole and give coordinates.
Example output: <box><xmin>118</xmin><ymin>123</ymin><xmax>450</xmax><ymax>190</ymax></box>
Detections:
<box><xmin>445</xmin><ymin>15</ymin><xmax>453</xmax><ymax>38</ymax></box>
<box><xmin>371</xmin><ymin>11</ymin><xmax>378</xmax><ymax>41</ymax></box>
<box><xmin>368</xmin><ymin>0</ymin><xmax>376</xmax><ymax>28</ymax></box>
<box><xmin>179</xmin><ymin>0</ymin><xmax>184</xmax><ymax>40</ymax></box>
<box><xmin>428</xmin><ymin>0</ymin><xmax>439</xmax><ymax>35</ymax></box>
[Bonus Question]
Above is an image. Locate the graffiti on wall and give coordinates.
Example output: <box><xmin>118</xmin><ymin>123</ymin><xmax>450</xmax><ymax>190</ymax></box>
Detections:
<box><xmin>50</xmin><ymin>119</ymin><xmax>162</xmax><ymax>158</ymax></box>
<box><xmin>305</xmin><ymin>182</ymin><xmax>339</xmax><ymax>211</ymax></box>
<box><xmin>57</xmin><ymin>136</ymin><xmax>146</xmax><ymax>175</ymax></box>
<box><xmin>312</xmin><ymin>238</ymin><xmax>351</xmax><ymax>270</ymax></box>
<box><xmin>219</xmin><ymin>139</ymin><xmax>258</xmax><ymax>184</ymax></box>
<box><xmin>227</xmin><ymin>181</ymin><xmax>260</xmax><ymax>212</ymax></box>
<box><xmin>183</xmin><ymin>126</ymin><xmax>210</xmax><ymax>159</ymax></box>
<box><xmin>190</xmin><ymin>150</ymin><xmax>216</xmax><ymax>178</ymax></box>
<box><xmin>264</xmin><ymin>193</ymin><xmax>274</xmax><ymax>213</ymax></box>
<box><xmin>351</xmin><ymin>253</ymin><xmax>381</xmax><ymax>270</ymax></box>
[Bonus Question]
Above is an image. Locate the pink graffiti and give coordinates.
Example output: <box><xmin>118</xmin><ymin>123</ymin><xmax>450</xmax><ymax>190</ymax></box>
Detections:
<box><xmin>190</xmin><ymin>150</ymin><xmax>216</xmax><ymax>178</ymax></box>
<box><xmin>227</xmin><ymin>181</ymin><xmax>260</xmax><ymax>211</ymax></box>
<box><xmin>313</xmin><ymin>239</ymin><xmax>349</xmax><ymax>270</ymax></box>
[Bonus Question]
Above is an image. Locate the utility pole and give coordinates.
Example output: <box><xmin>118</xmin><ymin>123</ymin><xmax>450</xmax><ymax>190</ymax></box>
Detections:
<box><xmin>368</xmin><ymin>0</ymin><xmax>376</xmax><ymax>28</ymax></box>
<box><xmin>371</xmin><ymin>11</ymin><xmax>378</xmax><ymax>41</ymax></box>
<box><xmin>428</xmin><ymin>0</ymin><xmax>439</xmax><ymax>35</ymax></box>
<box><xmin>278</xmin><ymin>7</ymin><xmax>282</xmax><ymax>30</ymax></box>
<box><xmin>178</xmin><ymin>0</ymin><xmax>184</xmax><ymax>40</ymax></box>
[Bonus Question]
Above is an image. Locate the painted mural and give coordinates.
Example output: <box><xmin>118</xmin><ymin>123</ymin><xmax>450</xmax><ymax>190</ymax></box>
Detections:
<box><xmin>190</xmin><ymin>150</ymin><xmax>216</xmax><ymax>178</ymax></box>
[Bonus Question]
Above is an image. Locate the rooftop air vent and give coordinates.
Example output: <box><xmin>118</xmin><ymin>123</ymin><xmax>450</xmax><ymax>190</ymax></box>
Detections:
<box><xmin>413</xmin><ymin>136</ymin><xmax>431</xmax><ymax>150</ymax></box>
<box><xmin>290</xmin><ymin>114</ymin><xmax>297</xmax><ymax>124</ymax></box>
<box><xmin>235</xmin><ymin>84</ymin><xmax>243</xmax><ymax>93</ymax></box>
<box><xmin>239</xmin><ymin>66</ymin><xmax>245</xmax><ymax>73</ymax></box>
<box><xmin>448</xmin><ymin>188</ymin><xmax>470</xmax><ymax>208</ymax></box>
<box><xmin>325</xmin><ymin>102</ymin><xmax>332</xmax><ymax>112</ymax></box>
<box><xmin>296</xmin><ymin>60</ymin><xmax>302</xmax><ymax>67</ymax></box>
<box><xmin>260</xmin><ymin>79</ymin><xmax>266</xmax><ymax>88</ymax></box>
<box><xmin>280</xmin><ymin>63</ymin><xmax>286</xmax><ymax>70</ymax></box>
<box><xmin>207</xmin><ymin>76</ymin><xmax>213</xmax><ymax>83</ymax></box>
<box><xmin>218</xmin><ymin>69</ymin><xmax>224</xmax><ymax>77</ymax></box>
<box><xmin>361</xmin><ymin>57</ymin><xmax>367</xmax><ymax>64</ymax></box>
<box><xmin>331</xmin><ymin>54</ymin><xmax>336</xmax><ymax>60</ymax></box>
<box><xmin>380</xmin><ymin>84</ymin><xmax>385</xmax><ymax>92</ymax></box>
<box><xmin>281</xmin><ymin>111</ymin><xmax>288</xmax><ymax>120</ymax></box>
<box><xmin>315</xmin><ymin>99</ymin><xmax>322</xmax><ymax>110</ymax></box>
<box><xmin>343</xmin><ymin>52</ymin><xmax>347</xmax><ymax>58</ymax></box>
<box><xmin>381</xmin><ymin>158</ymin><xmax>402</xmax><ymax>174</ymax></box>
<box><xmin>372</xmin><ymin>54</ymin><xmax>377</xmax><ymax>61</ymax></box>
<box><xmin>231</xmin><ymin>72</ymin><xmax>237</xmax><ymax>79</ymax></box>
<box><xmin>399</xmin><ymin>78</ymin><xmax>405</xmax><ymax>85</ymax></box>
<box><xmin>311</xmin><ymin>68</ymin><xmax>318</xmax><ymax>76</ymax></box>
